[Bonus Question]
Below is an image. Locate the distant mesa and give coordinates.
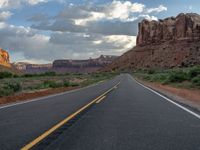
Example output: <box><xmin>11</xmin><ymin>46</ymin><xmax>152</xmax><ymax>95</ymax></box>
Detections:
<box><xmin>105</xmin><ymin>13</ymin><xmax>200</xmax><ymax>71</ymax></box>
<box><xmin>52</xmin><ymin>55</ymin><xmax>118</xmax><ymax>73</ymax></box>
<box><xmin>13</xmin><ymin>62</ymin><xmax>52</xmax><ymax>73</ymax></box>
<box><xmin>0</xmin><ymin>48</ymin><xmax>11</xmax><ymax>68</ymax></box>
<box><xmin>13</xmin><ymin>55</ymin><xmax>118</xmax><ymax>73</ymax></box>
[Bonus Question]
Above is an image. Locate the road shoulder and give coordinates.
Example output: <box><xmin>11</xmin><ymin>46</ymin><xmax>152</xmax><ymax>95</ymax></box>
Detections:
<box><xmin>135</xmin><ymin>78</ymin><xmax>200</xmax><ymax>112</ymax></box>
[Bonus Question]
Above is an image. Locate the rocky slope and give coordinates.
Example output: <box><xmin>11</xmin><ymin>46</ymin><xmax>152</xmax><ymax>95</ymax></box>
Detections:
<box><xmin>0</xmin><ymin>48</ymin><xmax>11</xmax><ymax>68</ymax></box>
<box><xmin>105</xmin><ymin>13</ymin><xmax>200</xmax><ymax>71</ymax></box>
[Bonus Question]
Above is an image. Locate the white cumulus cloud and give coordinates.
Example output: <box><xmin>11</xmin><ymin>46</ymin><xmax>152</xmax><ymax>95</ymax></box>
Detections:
<box><xmin>0</xmin><ymin>0</ymin><xmax>48</xmax><ymax>9</ymax></box>
<box><xmin>146</xmin><ymin>5</ymin><xmax>167</xmax><ymax>13</ymax></box>
<box><xmin>0</xmin><ymin>11</ymin><xmax>12</xmax><ymax>21</ymax></box>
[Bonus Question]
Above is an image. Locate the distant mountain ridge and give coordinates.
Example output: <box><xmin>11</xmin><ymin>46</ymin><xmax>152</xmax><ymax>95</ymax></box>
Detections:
<box><xmin>13</xmin><ymin>55</ymin><xmax>118</xmax><ymax>73</ymax></box>
<box><xmin>104</xmin><ymin>13</ymin><xmax>200</xmax><ymax>71</ymax></box>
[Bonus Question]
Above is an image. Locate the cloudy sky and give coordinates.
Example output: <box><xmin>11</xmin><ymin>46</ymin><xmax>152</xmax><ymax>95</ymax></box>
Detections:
<box><xmin>0</xmin><ymin>0</ymin><xmax>199</xmax><ymax>63</ymax></box>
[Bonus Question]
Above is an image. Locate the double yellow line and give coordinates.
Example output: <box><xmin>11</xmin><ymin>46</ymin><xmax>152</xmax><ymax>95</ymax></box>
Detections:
<box><xmin>21</xmin><ymin>81</ymin><xmax>120</xmax><ymax>150</ymax></box>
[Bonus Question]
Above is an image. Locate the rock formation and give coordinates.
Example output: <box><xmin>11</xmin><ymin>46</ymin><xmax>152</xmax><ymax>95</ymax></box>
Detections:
<box><xmin>13</xmin><ymin>55</ymin><xmax>118</xmax><ymax>73</ymax></box>
<box><xmin>137</xmin><ymin>13</ymin><xmax>200</xmax><ymax>45</ymax></box>
<box><xmin>53</xmin><ymin>55</ymin><xmax>118</xmax><ymax>73</ymax></box>
<box><xmin>13</xmin><ymin>62</ymin><xmax>52</xmax><ymax>73</ymax></box>
<box><xmin>0</xmin><ymin>48</ymin><xmax>11</xmax><ymax>68</ymax></box>
<box><xmin>105</xmin><ymin>13</ymin><xmax>200</xmax><ymax>71</ymax></box>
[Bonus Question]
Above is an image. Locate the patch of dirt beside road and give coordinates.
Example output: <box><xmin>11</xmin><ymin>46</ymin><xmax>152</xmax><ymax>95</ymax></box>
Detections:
<box><xmin>0</xmin><ymin>86</ymin><xmax>79</xmax><ymax>105</ymax></box>
<box><xmin>138</xmin><ymin>79</ymin><xmax>200</xmax><ymax>111</ymax></box>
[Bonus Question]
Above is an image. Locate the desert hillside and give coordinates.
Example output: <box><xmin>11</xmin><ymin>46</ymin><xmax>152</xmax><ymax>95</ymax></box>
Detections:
<box><xmin>105</xmin><ymin>13</ymin><xmax>200</xmax><ymax>71</ymax></box>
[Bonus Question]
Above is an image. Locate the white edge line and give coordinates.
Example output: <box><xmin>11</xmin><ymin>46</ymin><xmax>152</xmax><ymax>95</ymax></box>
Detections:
<box><xmin>0</xmin><ymin>80</ymin><xmax>106</xmax><ymax>110</ymax></box>
<box><xmin>132</xmin><ymin>77</ymin><xmax>200</xmax><ymax>120</ymax></box>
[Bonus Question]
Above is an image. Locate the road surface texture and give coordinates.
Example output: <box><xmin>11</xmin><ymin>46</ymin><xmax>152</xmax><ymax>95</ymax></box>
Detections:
<box><xmin>0</xmin><ymin>74</ymin><xmax>199</xmax><ymax>150</ymax></box>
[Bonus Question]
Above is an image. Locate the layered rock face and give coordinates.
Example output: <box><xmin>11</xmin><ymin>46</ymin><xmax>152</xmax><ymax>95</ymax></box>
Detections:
<box><xmin>137</xmin><ymin>13</ymin><xmax>200</xmax><ymax>46</ymax></box>
<box><xmin>13</xmin><ymin>62</ymin><xmax>52</xmax><ymax>73</ymax></box>
<box><xmin>53</xmin><ymin>55</ymin><xmax>118</xmax><ymax>73</ymax></box>
<box><xmin>0</xmin><ymin>48</ymin><xmax>11</xmax><ymax>68</ymax></box>
<box><xmin>13</xmin><ymin>55</ymin><xmax>117</xmax><ymax>73</ymax></box>
<box><xmin>105</xmin><ymin>13</ymin><xmax>200</xmax><ymax>71</ymax></box>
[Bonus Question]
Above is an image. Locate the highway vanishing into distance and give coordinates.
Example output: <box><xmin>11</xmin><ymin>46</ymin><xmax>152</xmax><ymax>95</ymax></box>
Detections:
<box><xmin>0</xmin><ymin>74</ymin><xmax>200</xmax><ymax>150</ymax></box>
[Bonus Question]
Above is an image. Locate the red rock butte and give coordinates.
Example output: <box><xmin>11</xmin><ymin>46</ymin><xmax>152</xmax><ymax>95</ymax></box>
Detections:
<box><xmin>0</xmin><ymin>48</ymin><xmax>11</xmax><ymax>68</ymax></box>
<box><xmin>105</xmin><ymin>13</ymin><xmax>200</xmax><ymax>71</ymax></box>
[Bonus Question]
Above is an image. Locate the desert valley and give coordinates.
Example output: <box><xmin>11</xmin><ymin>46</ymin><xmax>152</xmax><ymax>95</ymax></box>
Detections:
<box><xmin>0</xmin><ymin>0</ymin><xmax>200</xmax><ymax>149</ymax></box>
<box><xmin>0</xmin><ymin>13</ymin><xmax>200</xmax><ymax>107</ymax></box>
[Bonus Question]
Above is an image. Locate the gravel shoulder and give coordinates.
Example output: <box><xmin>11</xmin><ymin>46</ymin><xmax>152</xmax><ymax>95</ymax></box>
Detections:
<box><xmin>137</xmin><ymin>78</ymin><xmax>200</xmax><ymax>112</ymax></box>
<box><xmin>0</xmin><ymin>86</ymin><xmax>79</xmax><ymax>105</ymax></box>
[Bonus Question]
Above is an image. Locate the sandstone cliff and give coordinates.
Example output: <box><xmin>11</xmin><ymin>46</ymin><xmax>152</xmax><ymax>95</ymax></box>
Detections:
<box><xmin>0</xmin><ymin>48</ymin><xmax>11</xmax><ymax>68</ymax></box>
<box><xmin>105</xmin><ymin>13</ymin><xmax>200</xmax><ymax>71</ymax></box>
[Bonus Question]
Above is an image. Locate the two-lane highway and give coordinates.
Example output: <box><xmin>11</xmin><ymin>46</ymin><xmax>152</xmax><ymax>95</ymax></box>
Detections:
<box><xmin>0</xmin><ymin>74</ymin><xmax>200</xmax><ymax>150</ymax></box>
<box><xmin>0</xmin><ymin>75</ymin><xmax>121</xmax><ymax>150</ymax></box>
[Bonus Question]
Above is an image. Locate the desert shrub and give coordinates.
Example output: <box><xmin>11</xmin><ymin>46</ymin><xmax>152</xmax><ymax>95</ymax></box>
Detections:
<box><xmin>0</xmin><ymin>71</ymin><xmax>13</xmax><ymax>79</ymax></box>
<box><xmin>22</xmin><ymin>74</ymin><xmax>35</xmax><ymax>78</ymax></box>
<box><xmin>42</xmin><ymin>71</ymin><xmax>56</xmax><ymax>76</ymax></box>
<box><xmin>142</xmin><ymin>75</ymin><xmax>151</xmax><ymax>81</ymax></box>
<box><xmin>165</xmin><ymin>71</ymin><xmax>187</xmax><ymax>83</ymax></box>
<box><xmin>69</xmin><ymin>82</ymin><xmax>80</xmax><ymax>87</ymax></box>
<box><xmin>192</xmin><ymin>75</ymin><xmax>200</xmax><ymax>86</ymax></box>
<box><xmin>0</xmin><ymin>88</ymin><xmax>13</xmax><ymax>97</ymax></box>
<box><xmin>150</xmin><ymin>74</ymin><xmax>167</xmax><ymax>82</ymax></box>
<box><xmin>43</xmin><ymin>80</ymin><xmax>62</xmax><ymax>88</ymax></box>
<box><xmin>147</xmin><ymin>69</ymin><xmax>155</xmax><ymax>74</ymax></box>
<box><xmin>13</xmin><ymin>74</ymin><xmax>19</xmax><ymax>78</ymax></box>
<box><xmin>3</xmin><ymin>82</ymin><xmax>22</xmax><ymax>93</ymax></box>
<box><xmin>21</xmin><ymin>72</ymin><xmax>56</xmax><ymax>78</ymax></box>
<box><xmin>64</xmin><ymin>73</ymin><xmax>70</xmax><ymax>76</ymax></box>
<box><xmin>63</xmin><ymin>81</ymin><xmax>70</xmax><ymax>87</ymax></box>
<box><xmin>187</xmin><ymin>66</ymin><xmax>200</xmax><ymax>79</ymax></box>
<box><xmin>91</xmin><ymin>74</ymin><xmax>101</xmax><ymax>78</ymax></box>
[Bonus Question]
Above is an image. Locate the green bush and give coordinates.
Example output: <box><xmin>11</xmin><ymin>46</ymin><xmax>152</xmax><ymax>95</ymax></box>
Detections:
<box><xmin>147</xmin><ymin>69</ymin><xmax>155</xmax><ymax>74</ymax></box>
<box><xmin>42</xmin><ymin>71</ymin><xmax>56</xmax><ymax>76</ymax></box>
<box><xmin>63</xmin><ymin>81</ymin><xmax>70</xmax><ymax>87</ymax></box>
<box><xmin>0</xmin><ymin>88</ymin><xmax>12</xmax><ymax>97</ymax></box>
<box><xmin>43</xmin><ymin>80</ymin><xmax>62</xmax><ymax>88</ymax></box>
<box><xmin>0</xmin><ymin>71</ymin><xmax>13</xmax><ymax>79</ymax></box>
<box><xmin>0</xmin><ymin>81</ymin><xmax>22</xmax><ymax>97</ymax></box>
<box><xmin>13</xmin><ymin>74</ymin><xmax>19</xmax><ymax>78</ymax></box>
<box><xmin>142</xmin><ymin>75</ymin><xmax>151</xmax><ymax>81</ymax></box>
<box><xmin>192</xmin><ymin>75</ymin><xmax>200</xmax><ymax>86</ymax></box>
<box><xmin>22</xmin><ymin>74</ymin><xmax>35</xmax><ymax>78</ymax></box>
<box><xmin>3</xmin><ymin>82</ymin><xmax>22</xmax><ymax>93</ymax></box>
<box><xmin>187</xmin><ymin>66</ymin><xmax>200</xmax><ymax>79</ymax></box>
<box><xmin>69</xmin><ymin>82</ymin><xmax>80</xmax><ymax>87</ymax></box>
<box><xmin>165</xmin><ymin>71</ymin><xmax>187</xmax><ymax>83</ymax></box>
<box><xmin>150</xmin><ymin>74</ymin><xmax>167</xmax><ymax>82</ymax></box>
<box><xmin>21</xmin><ymin>71</ymin><xmax>57</xmax><ymax>78</ymax></box>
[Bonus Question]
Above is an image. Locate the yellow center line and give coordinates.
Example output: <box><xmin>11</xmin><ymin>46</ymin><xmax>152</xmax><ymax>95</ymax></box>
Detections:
<box><xmin>21</xmin><ymin>81</ymin><xmax>120</xmax><ymax>150</ymax></box>
<box><xmin>96</xmin><ymin>96</ymin><xmax>106</xmax><ymax>104</ymax></box>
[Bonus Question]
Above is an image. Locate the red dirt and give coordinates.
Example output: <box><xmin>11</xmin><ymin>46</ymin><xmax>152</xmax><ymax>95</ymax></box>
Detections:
<box><xmin>0</xmin><ymin>86</ymin><xmax>80</xmax><ymax>105</ymax></box>
<box><xmin>140</xmin><ymin>80</ymin><xmax>200</xmax><ymax>104</ymax></box>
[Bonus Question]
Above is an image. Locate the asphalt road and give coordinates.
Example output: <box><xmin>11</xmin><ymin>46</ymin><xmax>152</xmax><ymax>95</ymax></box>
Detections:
<box><xmin>0</xmin><ymin>74</ymin><xmax>200</xmax><ymax>150</ymax></box>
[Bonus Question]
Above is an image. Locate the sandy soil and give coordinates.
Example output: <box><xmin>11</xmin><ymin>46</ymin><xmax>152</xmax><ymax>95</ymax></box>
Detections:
<box><xmin>138</xmin><ymin>79</ymin><xmax>200</xmax><ymax>111</ymax></box>
<box><xmin>0</xmin><ymin>86</ymin><xmax>79</xmax><ymax>105</ymax></box>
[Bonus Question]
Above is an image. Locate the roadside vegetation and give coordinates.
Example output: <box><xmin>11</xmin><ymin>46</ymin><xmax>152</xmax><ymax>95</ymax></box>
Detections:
<box><xmin>0</xmin><ymin>71</ymin><xmax>118</xmax><ymax>98</ymax></box>
<box><xmin>133</xmin><ymin>66</ymin><xmax>200</xmax><ymax>89</ymax></box>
